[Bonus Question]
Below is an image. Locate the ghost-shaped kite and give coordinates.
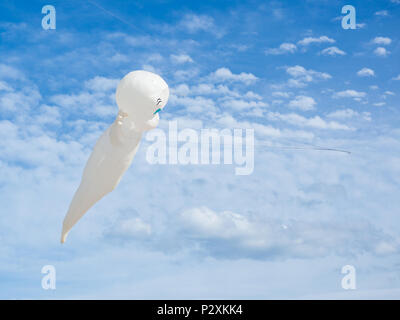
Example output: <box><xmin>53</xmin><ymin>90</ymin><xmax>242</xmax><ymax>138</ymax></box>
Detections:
<box><xmin>61</xmin><ymin>70</ymin><xmax>169</xmax><ymax>243</ymax></box>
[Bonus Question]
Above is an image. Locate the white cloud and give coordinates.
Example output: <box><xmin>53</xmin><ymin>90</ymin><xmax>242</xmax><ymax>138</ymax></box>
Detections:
<box><xmin>285</xmin><ymin>65</ymin><xmax>331</xmax><ymax>87</ymax></box>
<box><xmin>374</xmin><ymin>47</ymin><xmax>390</xmax><ymax>57</ymax></box>
<box><xmin>169</xmin><ymin>94</ymin><xmax>217</xmax><ymax>113</ymax></box>
<box><xmin>320</xmin><ymin>46</ymin><xmax>346</xmax><ymax>56</ymax></box>
<box><xmin>375</xmin><ymin>10</ymin><xmax>389</xmax><ymax>16</ymax></box>
<box><xmin>172</xmin><ymin>84</ymin><xmax>190</xmax><ymax>96</ymax></box>
<box><xmin>372</xmin><ymin>37</ymin><xmax>392</xmax><ymax>45</ymax></box>
<box><xmin>141</xmin><ymin>64</ymin><xmax>158</xmax><ymax>73</ymax></box>
<box><xmin>35</xmin><ymin>104</ymin><xmax>62</xmax><ymax>126</ymax></box>
<box><xmin>297</xmin><ymin>36</ymin><xmax>335</xmax><ymax>46</ymax></box>
<box><xmin>286</xmin><ymin>66</ymin><xmax>331</xmax><ymax>80</ymax></box>
<box><xmin>0</xmin><ymin>86</ymin><xmax>41</xmax><ymax>112</ymax></box>
<box><xmin>0</xmin><ymin>80</ymin><xmax>13</xmax><ymax>92</ymax></box>
<box><xmin>147</xmin><ymin>53</ymin><xmax>164</xmax><ymax>62</ymax></box>
<box><xmin>174</xmin><ymin>68</ymin><xmax>199</xmax><ymax>81</ymax></box>
<box><xmin>384</xmin><ymin>91</ymin><xmax>395</xmax><ymax>96</ymax></box>
<box><xmin>84</xmin><ymin>76</ymin><xmax>119</xmax><ymax>92</ymax></box>
<box><xmin>327</xmin><ymin>108</ymin><xmax>371</xmax><ymax>121</ymax></box>
<box><xmin>272</xmin><ymin>99</ymin><xmax>283</xmax><ymax>105</ymax></box>
<box><xmin>180</xmin><ymin>207</ymin><xmax>251</xmax><ymax>240</ymax></box>
<box><xmin>0</xmin><ymin>63</ymin><xmax>25</xmax><ymax>80</ymax></box>
<box><xmin>392</xmin><ymin>74</ymin><xmax>400</xmax><ymax>81</ymax></box>
<box><xmin>50</xmin><ymin>86</ymin><xmax>116</xmax><ymax>117</ymax></box>
<box><xmin>195</xmin><ymin>83</ymin><xmax>234</xmax><ymax>96</ymax></box>
<box><xmin>288</xmin><ymin>95</ymin><xmax>316</xmax><ymax>111</ymax></box>
<box><xmin>230</xmin><ymin>44</ymin><xmax>250</xmax><ymax>52</ymax></box>
<box><xmin>170</xmin><ymin>54</ymin><xmax>194</xmax><ymax>64</ymax></box>
<box><xmin>265</xmin><ymin>43</ymin><xmax>297</xmax><ymax>55</ymax></box>
<box><xmin>357</xmin><ymin>68</ymin><xmax>375</xmax><ymax>77</ymax></box>
<box><xmin>333</xmin><ymin>90</ymin><xmax>366</xmax><ymax>99</ymax></box>
<box><xmin>172</xmin><ymin>82</ymin><xmax>262</xmax><ymax>103</ymax></box>
<box><xmin>120</xmin><ymin>34</ymin><xmax>153</xmax><ymax>47</ymax></box>
<box><xmin>177</xmin><ymin>205</ymin><xmax>392</xmax><ymax>259</ymax></box>
<box><xmin>327</xmin><ymin>109</ymin><xmax>358</xmax><ymax>119</ymax></box>
<box><xmin>209</xmin><ymin>67</ymin><xmax>258</xmax><ymax>85</ymax></box>
<box><xmin>268</xmin><ymin>112</ymin><xmax>353</xmax><ymax>130</ymax></box>
<box><xmin>272</xmin><ymin>91</ymin><xmax>291</xmax><ymax>98</ymax></box>
<box><xmin>180</xmin><ymin>14</ymin><xmax>214</xmax><ymax>32</ymax></box>
<box><xmin>178</xmin><ymin>14</ymin><xmax>223</xmax><ymax>37</ymax></box>
<box><xmin>109</xmin><ymin>53</ymin><xmax>129</xmax><ymax>63</ymax></box>
<box><xmin>106</xmin><ymin>217</ymin><xmax>152</xmax><ymax>239</ymax></box>
<box><xmin>221</xmin><ymin>99</ymin><xmax>268</xmax><ymax>110</ymax></box>
<box><xmin>244</xmin><ymin>91</ymin><xmax>263</xmax><ymax>100</ymax></box>
<box><xmin>373</xmin><ymin>102</ymin><xmax>386</xmax><ymax>107</ymax></box>
<box><xmin>272</xmin><ymin>8</ymin><xmax>284</xmax><ymax>20</ymax></box>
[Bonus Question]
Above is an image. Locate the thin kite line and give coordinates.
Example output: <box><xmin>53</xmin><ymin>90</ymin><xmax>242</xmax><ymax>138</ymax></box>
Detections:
<box><xmin>86</xmin><ymin>0</ymin><xmax>141</xmax><ymax>31</ymax></box>
<box><xmin>260</xmin><ymin>145</ymin><xmax>351</xmax><ymax>154</ymax></box>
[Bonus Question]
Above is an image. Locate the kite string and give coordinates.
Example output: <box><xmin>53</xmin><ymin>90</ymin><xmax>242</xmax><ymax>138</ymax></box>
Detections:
<box><xmin>262</xmin><ymin>145</ymin><xmax>351</xmax><ymax>154</ymax></box>
<box><xmin>256</xmin><ymin>138</ymin><xmax>351</xmax><ymax>154</ymax></box>
<box><xmin>86</xmin><ymin>0</ymin><xmax>144</xmax><ymax>32</ymax></box>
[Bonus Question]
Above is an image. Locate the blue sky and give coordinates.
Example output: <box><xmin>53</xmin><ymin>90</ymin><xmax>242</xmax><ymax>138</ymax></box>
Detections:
<box><xmin>0</xmin><ymin>0</ymin><xmax>400</xmax><ymax>299</ymax></box>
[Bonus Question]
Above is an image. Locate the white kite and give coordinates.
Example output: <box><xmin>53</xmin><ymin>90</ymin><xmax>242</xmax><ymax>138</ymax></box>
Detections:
<box><xmin>61</xmin><ymin>70</ymin><xmax>169</xmax><ymax>243</ymax></box>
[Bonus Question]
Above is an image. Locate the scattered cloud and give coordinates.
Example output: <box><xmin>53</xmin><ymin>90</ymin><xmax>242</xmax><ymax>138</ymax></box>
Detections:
<box><xmin>105</xmin><ymin>216</ymin><xmax>152</xmax><ymax>239</ymax></box>
<box><xmin>288</xmin><ymin>95</ymin><xmax>316</xmax><ymax>111</ymax></box>
<box><xmin>178</xmin><ymin>13</ymin><xmax>223</xmax><ymax>37</ymax></box>
<box><xmin>170</xmin><ymin>54</ymin><xmax>194</xmax><ymax>64</ymax></box>
<box><xmin>320</xmin><ymin>46</ymin><xmax>346</xmax><ymax>56</ymax></box>
<box><xmin>357</xmin><ymin>68</ymin><xmax>375</xmax><ymax>77</ymax></box>
<box><xmin>174</xmin><ymin>68</ymin><xmax>199</xmax><ymax>81</ymax></box>
<box><xmin>0</xmin><ymin>80</ymin><xmax>13</xmax><ymax>92</ymax></box>
<box><xmin>327</xmin><ymin>109</ymin><xmax>371</xmax><ymax>121</ymax></box>
<box><xmin>375</xmin><ymin>10</ymin><xmax>389</xmax><ymax>16</ymax></box>
<box><xmin>175</xmin><ymin>206</ymin><xmax>394</xmax><ymax>259</ymax></box>
<box><xmin>109</xmin><ymin>53</ymin><xmax>129</xmax><ymax>63</ymax></box>
<box><xmin>272</xmin><ymin>91</ymin><xmax>291</xmax><ymax>98</ymax></box>
<box><xmin>209</xmin><ymin>67</ymin><xmax>258</xmax><ymax>84</ymax></box>
<box><xmin>0</xmin><ymin>86</ymin><xmax>41</xmax><ymax>112</ymax></box>
<box><xmin>374</xmin><ymin>47</ymin><xmax>390</xmax><ymax>57</ymax></box>
<box><xmin>297</xmin><ymin>36</ymin><xmax>335</xmax><ymax>46</ymax></box>
<box><xmin>265</xmin><ymin>43</ymin><xmax>297</xmax><ymax>55</ymax></box>
<box><xmin>372</xmin><ymin>37</ymin><xmax>392</xmax><ymax>45</ymax></box>
<box><xmin>84</xmin><ymin>76</ymin><xmax>119</xmax><ymax>92</ymax></box>
<box><xmin>0</xmin><ymin>63</ymin><xmax>25</xmax><ymax>80</ymax></box>
<box><xmin>268</xmin><ymin>112</ymin><xmax>352</xmax><ymax>130</ymax></box>
<box><xmin>333</xmin><ymin>90</ymin><xmax>366</xmax><ymax>99</ymax></box>
<box><xmin>221</xmin><ymin>99</ymin><xmax>268</xmax><ymax>110</ymax></box>
<box><xmin>285</xmin><ymin>65</ymin><xmax>331</xmax><ymax>87</ymax></box>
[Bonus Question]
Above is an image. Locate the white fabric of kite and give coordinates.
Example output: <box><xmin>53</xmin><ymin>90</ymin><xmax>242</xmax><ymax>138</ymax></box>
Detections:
<box><xmin>61</xmin><ymin>70</ymin><xmax>169</xmax><ymax>243</ymax></box>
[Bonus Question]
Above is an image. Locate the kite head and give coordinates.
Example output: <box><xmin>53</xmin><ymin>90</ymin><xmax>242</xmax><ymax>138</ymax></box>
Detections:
<box><xmin>116</xmin><ymin>70</ymin><xmax>169</xmax><ymax>131</ymax></box>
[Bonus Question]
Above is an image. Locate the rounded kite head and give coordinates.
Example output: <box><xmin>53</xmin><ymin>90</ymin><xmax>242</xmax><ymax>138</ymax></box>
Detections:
<box><xmin>116</xmin><ymin>70</ymin><xmax>169</xmax><ymax>131</ymax></box>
